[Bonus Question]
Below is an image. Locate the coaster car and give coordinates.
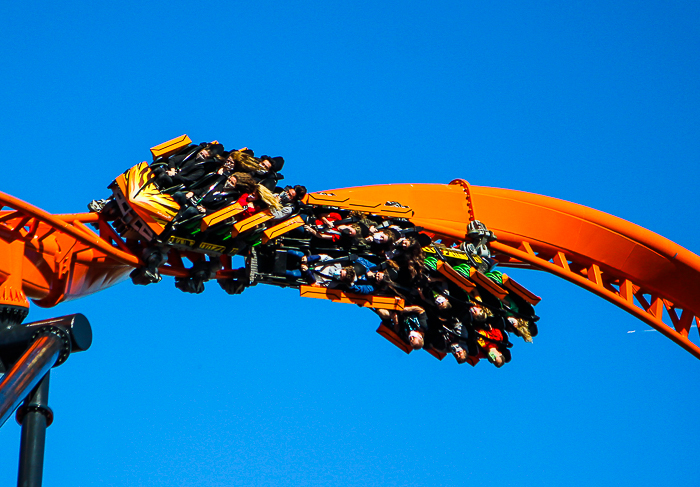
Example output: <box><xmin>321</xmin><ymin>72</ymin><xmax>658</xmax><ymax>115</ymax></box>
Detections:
<box><xmin>109</xmin><ymin>161</ymin><xmax>300</xmax><ymax>258</ymax></box>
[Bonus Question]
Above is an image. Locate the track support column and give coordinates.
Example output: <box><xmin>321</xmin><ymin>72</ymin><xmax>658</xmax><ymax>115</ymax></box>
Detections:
<box><xmin>16</xmin><ymin>372</ymin><xmax>52</xmax><ymax>487</ymax></box>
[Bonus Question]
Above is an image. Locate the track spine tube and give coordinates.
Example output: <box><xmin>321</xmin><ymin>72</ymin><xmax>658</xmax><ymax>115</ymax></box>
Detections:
<box><xmin>0</xmin><ymin>334</ymin><xmax>62</xmax><ymax>428</ymax></box>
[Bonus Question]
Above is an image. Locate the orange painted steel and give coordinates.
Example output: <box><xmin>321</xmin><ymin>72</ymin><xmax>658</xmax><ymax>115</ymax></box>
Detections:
<box><xmin>0</xmin><ymin>191</ymin><xmax>188</xmax><ymax>308</ymax></box>
<box><xmin>469</xmin><ymin>185</ymin><xmax>700</xmax><ymax>360</ymax></box>
<box><xmin>261</xmin><ymin>215</ymin><xmax>305</xmax><ymax>244</ymax></box>
<box><xmin>150</xmin><ymin>134</ymin><xmax>192</xmax><ymax>159</ymax></box>
<box><xmin>2</xmin><ymin>178</ymin><xmax>699</xmax><ymax>360</ymax></box>
<box><xmin>299</xmin><ymin>285</ymin><xmax>406</xmax><ymax>310</ymax></box>
<box><xmin>0</xmin><ymin>192</ymin><xmax>134</xmax><ymax>308</ymax></box>
<box><xmin>376</xmin><ymin>323</ymin><xmax>413</xmax><ymax>354</ymax></box>
<box><xmin>435</xmin><ymin>260</ymin><xmax>477</xmax><ymax>294</ymax></box>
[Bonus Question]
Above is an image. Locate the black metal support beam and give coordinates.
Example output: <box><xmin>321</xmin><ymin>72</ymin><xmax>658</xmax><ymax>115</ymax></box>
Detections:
<box><xmin>17</xmin><ymin>372</ymin><xmax>52</xmax><ymax>487</ymax></box>
<box><xmin>0</xmin><ymin>313</ymin><xmax>93</xmax><ymax>487</ymax></box>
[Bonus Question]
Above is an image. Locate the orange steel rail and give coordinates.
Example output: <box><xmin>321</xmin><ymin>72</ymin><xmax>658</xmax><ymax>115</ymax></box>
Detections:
<box><xmin>2</xmin><ymin>180</ymin><xmax>699</xmax><ymax>359</ymax></box>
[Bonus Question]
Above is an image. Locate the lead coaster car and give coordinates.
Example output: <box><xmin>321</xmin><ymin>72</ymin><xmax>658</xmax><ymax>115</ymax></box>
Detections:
<box><xmin>110</xmin><ymin>161</ymin><xmax>274</xmax><ymax>258</ymax></box>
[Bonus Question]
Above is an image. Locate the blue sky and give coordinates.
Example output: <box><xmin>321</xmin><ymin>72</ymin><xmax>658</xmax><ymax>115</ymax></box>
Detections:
<box><xmin>1</xmin><ymin>1</ymin><xmax>699</xmax><ymax>486</ymax></box>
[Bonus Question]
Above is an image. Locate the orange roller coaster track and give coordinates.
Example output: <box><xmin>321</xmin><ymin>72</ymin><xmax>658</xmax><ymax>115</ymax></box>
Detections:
<box><xmin>1</xmin><ymin>179</ymin><xmax>699</xmax><ymax>359</ymax></box>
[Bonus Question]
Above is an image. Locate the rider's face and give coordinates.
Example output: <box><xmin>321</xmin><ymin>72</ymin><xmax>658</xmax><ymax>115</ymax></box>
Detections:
<box><xmin>373</xmin><ymin>232</ymin><xmax>388</xmax><ymax>243</ymax></box>
<box><xmin>453</xmin><ymin>348</ymin><xmax>467</xmax><ymax>362</ymax></box>
<box><xmin>470</xmin><ymin>306</ymin><xmax>487</xmax><ymax>321</ymax></box>
<box><xmin>408</xmin><ymin>331</ymin><xmax>424</xmax><ymax>349</ymax></box>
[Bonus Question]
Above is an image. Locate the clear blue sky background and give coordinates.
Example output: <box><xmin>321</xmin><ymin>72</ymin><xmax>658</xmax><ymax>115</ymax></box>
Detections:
<box><xmin>1</xmin><ymin>1</ymin><xmax>699</xmax><ymax>486</ymax></box>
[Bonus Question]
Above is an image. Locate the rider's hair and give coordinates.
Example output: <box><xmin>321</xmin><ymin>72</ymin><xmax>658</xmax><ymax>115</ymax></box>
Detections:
<box><xmin>340</xmin><ymin>266</ymin><xmax>356</xmax><ymax>284</ymax></box>
<box><xmin>229</xmin><ymin>150</ymin><xmax>264</xmax><ymax>173</ymax></box>
<box><xmin>257</xmin><ymin>184</ymin><xmax>283</xmax><ymax>211</ymax></box>
<box><xmin>399</xmin><ymin>237</ymin><xmax>425</xmax><ymax>280</ymax></box>
<box><xmin>231</xmin><ymin>172</ymin><xmax>257</xmax><ymax>193</ymax></box>
<box><xmin>293</xmin><ymin>185</ymin><xmax>307</xmax><ymax>201</ymax></box>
